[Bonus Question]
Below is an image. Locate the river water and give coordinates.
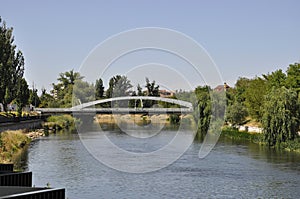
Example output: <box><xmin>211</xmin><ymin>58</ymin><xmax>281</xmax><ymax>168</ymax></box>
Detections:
<box><xmin>24</xmin><ymin>128</ymin><xmax>300</xmax><ymax>198</ymax></box>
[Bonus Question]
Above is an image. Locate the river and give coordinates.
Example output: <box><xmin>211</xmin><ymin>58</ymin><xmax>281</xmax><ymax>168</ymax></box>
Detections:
<box><xmin>24</xmin><ymin>128</ymin><xmax>300</xmax><ymax>198</ymax></box>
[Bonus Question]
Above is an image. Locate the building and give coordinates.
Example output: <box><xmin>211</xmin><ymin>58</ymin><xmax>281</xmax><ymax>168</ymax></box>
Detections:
<box><xmin>214</xmin><ymin>83</ymin><xmax>230</xmax><ymax>92</ymax></box>
<box><xmin>159</xmin><ymin>90</ymin><xmax>175</xmax><ymax>98</ymax></box>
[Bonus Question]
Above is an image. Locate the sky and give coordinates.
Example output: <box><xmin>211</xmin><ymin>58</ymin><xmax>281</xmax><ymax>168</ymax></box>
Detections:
<box><xmin>1</xmin><ymin>0</ymin><xmax>300</xmax><ymax>93</ymax></box>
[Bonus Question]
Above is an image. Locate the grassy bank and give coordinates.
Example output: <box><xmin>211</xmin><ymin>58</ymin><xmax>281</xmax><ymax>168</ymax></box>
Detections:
<box><xmin>43</xmin><ymin>114</ymin><xmax>78</xmax><ymax>133</ymax></box>
<box><xmin>0</xmin><ymin>130</ymin><xmax>30</xmax><ymax>168</ymax></box>
<box><xmin>221</xmin><ymin>127</ymin><xmax>300</xmax><ymax>152</ymax></box>
<box><xmin>221</xmin><ymin>127</ymin><xmax>264</xmax><ymax>143</ymax></box>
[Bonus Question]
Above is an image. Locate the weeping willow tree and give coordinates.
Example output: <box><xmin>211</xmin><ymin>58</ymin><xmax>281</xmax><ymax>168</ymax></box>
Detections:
<box><xmin>262</xmin><ymin>87</ymin><xmax>300</xmax><ymax>146</ymax></box>
<box><xmin>193</xmin><ymin>86</ymin><xmax>212</xmax><ymax>140</ymax></box>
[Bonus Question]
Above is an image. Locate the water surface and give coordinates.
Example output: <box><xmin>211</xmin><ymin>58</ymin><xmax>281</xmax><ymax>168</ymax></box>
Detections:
<box><xmin>26</xmin><ymin>130</ymin><xmax>300</xmax><ymax>198</ymax></box>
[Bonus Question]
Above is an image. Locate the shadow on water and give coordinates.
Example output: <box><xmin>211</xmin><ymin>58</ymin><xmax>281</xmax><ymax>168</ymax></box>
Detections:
<box><xmin>219</xmin><ymin>135</ymin><xmax>300</xmax><ymax>172</ymax></box>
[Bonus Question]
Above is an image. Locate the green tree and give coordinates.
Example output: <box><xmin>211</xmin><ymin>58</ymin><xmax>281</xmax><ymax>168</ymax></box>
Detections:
<box><xmin>0</xmin><ymin>17</ymin><xmax>25</xmax><ymax>109</ymax></box>
<box><xmin>29</xmin><ymin>88</ymin><xmax>41</xmax><ymax>107</ymax></box>
<box><xmin>106</xmin><ymin>75</ymin><xmax>132</xmax><ymax>98</ymax></box>
<box><xmin>145</xmin><ymin>77</ymin><xmax>159</xmax><ymax>97</ymax></box>
<box><xmin>51</xmin><ymin>70</ymin><xmax>84</xmax><ymax>108</ymax></box>
<box><xmin>144</xmin><ymin>77</ymin><xmax>159</xmax><ymax>107</ymax></box>
<box><xmin>15</xmin><ymin>78</ymin><xmax>29</xmax><ymax>116</ymax></box>
<box><xmin>286</xmin><ymin>63</ymin><xmax>300</xmax><ymax>93</ymax></box>
<box><xmin>105</xmin><ymin>75</ymin><xmax>132</xmax><ymax>108</ymax></box>
<box><xmin>234</xmin><ymin>77</ymin><xmax>251</xmax><ymax>103</ymax></box>
<box><xmin>137</xmin><ymin>84</ymin><xmax>143</xmax><ymax>96</ymax></box>
<box><xmin>95</xmin><ymin>78</ymin><xmax>104</xmax><ymax>99</ymax></box>
<box><xmin>73</xmin><ymin>79</ymin><xmax>95</xmax><ymax>105</ymax></box>
<box><xmin>39</xmin><ymin>88</ymin><xmax>56</xmax><ymax>108</ymax></box>
<box><xmin>263</xmin><ymin>69</ymin><xmax>286</xmax><ymax>91</ymax></box>
<box><xmin>262</xmin><ymin>87</ymin><xmax>300</xmax><ymax>146</ymax></box>
<box><xmin>57</xmin><ymin>69</ymin><xmax>83</xmax><ymax>88</ymax></box>
<box><xmin>4</xmin><ymin>87</ymin><xmax>12</xmax><ymax>106</ymax></box>
<box><xmin>112</xmin><ymin>75</ymin><xmax>132</xmax><ymax>97</ymax></box>
<box><xmin>193</xmin><ymin>86</ymin><xmax>212</xmax><ymax>139</ymax></box>
<box><xmin>106</xmin><ymin>75</ymin><xmax>120</xmax><ymax>98</ymax></box>
<box><xmin>226</xmin><ymin>100</ymin><xmax>248</xmax><ymax>126</ymax></box>
<box><xmin>244</xmin><ymin>77</ymin><xmax>267</xmax><ymax>121</ymax></box>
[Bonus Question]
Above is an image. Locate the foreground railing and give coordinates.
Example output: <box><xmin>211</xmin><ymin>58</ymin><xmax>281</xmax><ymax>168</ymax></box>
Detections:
<box><xmin>0</xmin><ymin>164</ymin><xmax>65</xmax><ymax>199</ymax></box>
<box><xmin>0</xmin><ymin>187</ymin><xmax>65</xmax><ymax>199</ymax></box>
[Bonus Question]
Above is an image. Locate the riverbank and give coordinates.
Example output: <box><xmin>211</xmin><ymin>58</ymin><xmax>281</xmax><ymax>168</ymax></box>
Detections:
<box><xmin>222</xmin><ymin>127</ymin><xmax>300</xmax><ymax>153</ymax></box>
<box><xmin>0</xmin><ymin>130</ymin><xmax>31</xmax><ymax>168</ymax></box>
<box><xmin>95</xmin><ymin>114</ymin><xmax>193</xmax><ymax>125</ymax></box>
<box><xmin>0</xmin><ymin>115</ymin><xmax>77</xmax><ymax>169</ymax></box>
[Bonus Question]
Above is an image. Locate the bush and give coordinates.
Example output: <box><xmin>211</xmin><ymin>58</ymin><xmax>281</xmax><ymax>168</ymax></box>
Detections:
<box><xmin>46</xmin><ymin>114</ymin><xmax>76</xmax><ymax>129</ymax></box>
<box><xmin>169</xmin><ymin>114</ymin><xmax>180</xmax><ymax>124</ymax></box>
<box><xmin>222</xmin><ymin>127</ymin><xmax>263</xmax><ymax>143</ymax></box>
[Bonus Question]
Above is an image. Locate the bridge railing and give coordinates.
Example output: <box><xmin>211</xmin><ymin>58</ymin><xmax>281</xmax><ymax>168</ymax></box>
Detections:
<box><xmin>37</xmin><ymin>107</ymin><xmax>194</xmax><ymax>114</ymax></box>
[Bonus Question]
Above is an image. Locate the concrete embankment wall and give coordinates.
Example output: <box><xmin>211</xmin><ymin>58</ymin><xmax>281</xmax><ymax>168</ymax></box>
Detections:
<box><xmin>0</xmin><ymin>119</ymin><xmax>43</xmax><ymax>132</ymax></box>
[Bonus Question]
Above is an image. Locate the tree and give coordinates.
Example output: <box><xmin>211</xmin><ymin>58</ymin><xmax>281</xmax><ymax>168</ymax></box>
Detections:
<box><xmin>106</xmin><ymin>75</ymin><xmax>120</xmax><ymax>98</ymax></box>
<box><xmin>137</xmin><ymin>84</ymin><xmax>143</xmax><ymax>96</ymax></box>
<box><xmin>57</xmin><ymin>69</ymin><xmax>83</xmax><ymax>88</ymax></box>
<box><xmin>51</xmin><ymin>70</ymin><xmax>84</xmax><ymax>108</ymax></box>
<box><xmin>263</xmin><ymin>69</ymin><xmax>286</xmax><ymax>91</ymax></box>
<box><xmin>0</xmin><ymin>17</ymin><xmax>25</xmax><ymax>110</ymax></box>
<box><xmin>193</xmin><ymin>86</ymin><xmax>212</xmax><ymax>140</ymax></box>
<box><xmin>95</xmin><ymin>78</ymin><xmax>104</xmax><ymax>99</ymax></box>
<box><xmin>29</xmin><ymin>88</ymin><xmax>41</xmax><ymax>107</ymax></box>
<box><xmin>105</xmin><ymin>75</ymin><xmax>132</xmax><ymax>108</ymax></box>
<box><xmin>39</xmin><ymin>88</ymin><xmax>56</xmax><ymax>108</ymax></box>
<box><xmin>112</xmin><ymin>75</ymin><xmax>132</xmax><ymax>97</ymax></box>
<box><xmin>234</xmin><ymin>77</ymin><xmax>251</xmax><ymax>103</ymax></box>
<box><xmin>286</xmin><ymin>63</ymin><xmax>300</xmax><ymax>93</ymax></box>
<box><xmin>226</xmin><ymin>100</ymin><xmax>248</xmax><ymax>126</ymax></box>
<box><xmin>73</xmin><ymin>79</ymin><xmax>95</xmax><ymax>105</ymax></box>
<box><xmin>262</xmin><ymin>87</ymin><xmax>300</xmax><ymax>146</ymax></box>
<box><xmin>145</xmin><ymin>77</ymin><xmax>159</xmax><ymax>97</ymax></box>
<box><xmin>144</xmin><ymin>78</ymin><xmax>159</xmax><ymax>107</ymax></box>
<box><xmin>15</xmin><ymin>78</ymin><xmax>29</xmax><ymax>116</ymax></box>
<box><xmin>106</xmin><ymin>75</ymin><xmax>132</xmax><ymax>98</ymax></box>
<box><xmin>4</xmin><ymin>87</ymin><xmax>12</xmax><ymax>106</ymax></box>
<box><xmin>244</xmin><ymin>77</ymin><xmax>266</xmax><ymax>121</ymax></box>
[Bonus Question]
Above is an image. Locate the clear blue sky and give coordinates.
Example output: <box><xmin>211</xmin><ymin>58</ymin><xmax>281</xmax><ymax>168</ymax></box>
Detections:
<box><xmin>1</xmin><ymin>0</ymin><xmax>300</xmax><ymax>92</ymax></box>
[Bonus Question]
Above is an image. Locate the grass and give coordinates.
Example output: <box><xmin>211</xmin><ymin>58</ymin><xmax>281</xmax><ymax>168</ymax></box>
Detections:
<box><xmin>0</xmin><ymin>111</ymin><xmax>40</xmax><ymax>117</ymax></box>
<box><xmin>222</xmin><ymin>126</ymin><xmax>300</xmax><ymax>153</ymax></box>
<box><xmin>277</xmin><ymin>138</ymin><xmax>300</xmax><ymax>152</ymax></box>
<box><xmin>221</xmin><ymin>126</ymin><xmax>264</xmax><ymax>143</ymax></box>
<box><xmin>44</xmin><ymin>114</ymin><xmax>78</xmax><ymax>131</ymax></box>
<box><xmin>0</xmin><ymin>130</ymin><xmax>30</xmax><ymax>165</ymax></box>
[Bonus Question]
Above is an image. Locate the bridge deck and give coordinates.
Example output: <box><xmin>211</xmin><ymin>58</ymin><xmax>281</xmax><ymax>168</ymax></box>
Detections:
<box><xmin>36</xmin><ymin>108</ymin><xmax>193</xmax><ymax>114</ymax></box>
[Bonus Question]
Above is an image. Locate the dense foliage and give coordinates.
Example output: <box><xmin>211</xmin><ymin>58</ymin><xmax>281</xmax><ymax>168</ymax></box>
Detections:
<box><xmin>0</xmin><ymin>17</ymin><xmax>29</xmax><ymax>115</ymax></box>
<box><xmin>226</xmin><ymin>63</ymin><xmax>300</xmax><ymax>146</ymax></box>
<box><xmin>262</xmin><ymin>87</ymin><xmax>300</xmax><ymax>146</ymax></box>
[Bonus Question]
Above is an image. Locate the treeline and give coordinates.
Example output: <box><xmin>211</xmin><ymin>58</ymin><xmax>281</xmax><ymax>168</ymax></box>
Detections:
<box><xmin>226</xmin><ymin>64</ymin><xmax>300</xmax><ymax>147</ymax></box>
<box><xmin>164</xmin><ymin>64</ymin><xmax>300</xmax><ymax>147</ymax></box>
<box><xmin>37</xmin><ymin>71</ymin><xmax>162</xmax><ymax>108</ymax></box>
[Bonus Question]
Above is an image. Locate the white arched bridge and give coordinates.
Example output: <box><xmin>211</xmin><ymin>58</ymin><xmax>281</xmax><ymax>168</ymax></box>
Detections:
<box><xmin>36</xmin><ymin>96</ymin><xmax>193</xmax><ymax>115</ymax></box>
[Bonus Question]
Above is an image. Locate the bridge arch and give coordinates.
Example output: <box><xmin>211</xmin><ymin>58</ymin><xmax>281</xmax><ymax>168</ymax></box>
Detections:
<box><xmin>72</xmin><ymin>96</ymin><xmax>193</xmax><ymax>110</ymax></box>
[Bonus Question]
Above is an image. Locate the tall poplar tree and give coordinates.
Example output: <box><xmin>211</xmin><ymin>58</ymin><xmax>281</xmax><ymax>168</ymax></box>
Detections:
<box><xmin>0</xmin><ymin>17</ymin><xmax>26</xmax><ymax>111</ymax></box>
